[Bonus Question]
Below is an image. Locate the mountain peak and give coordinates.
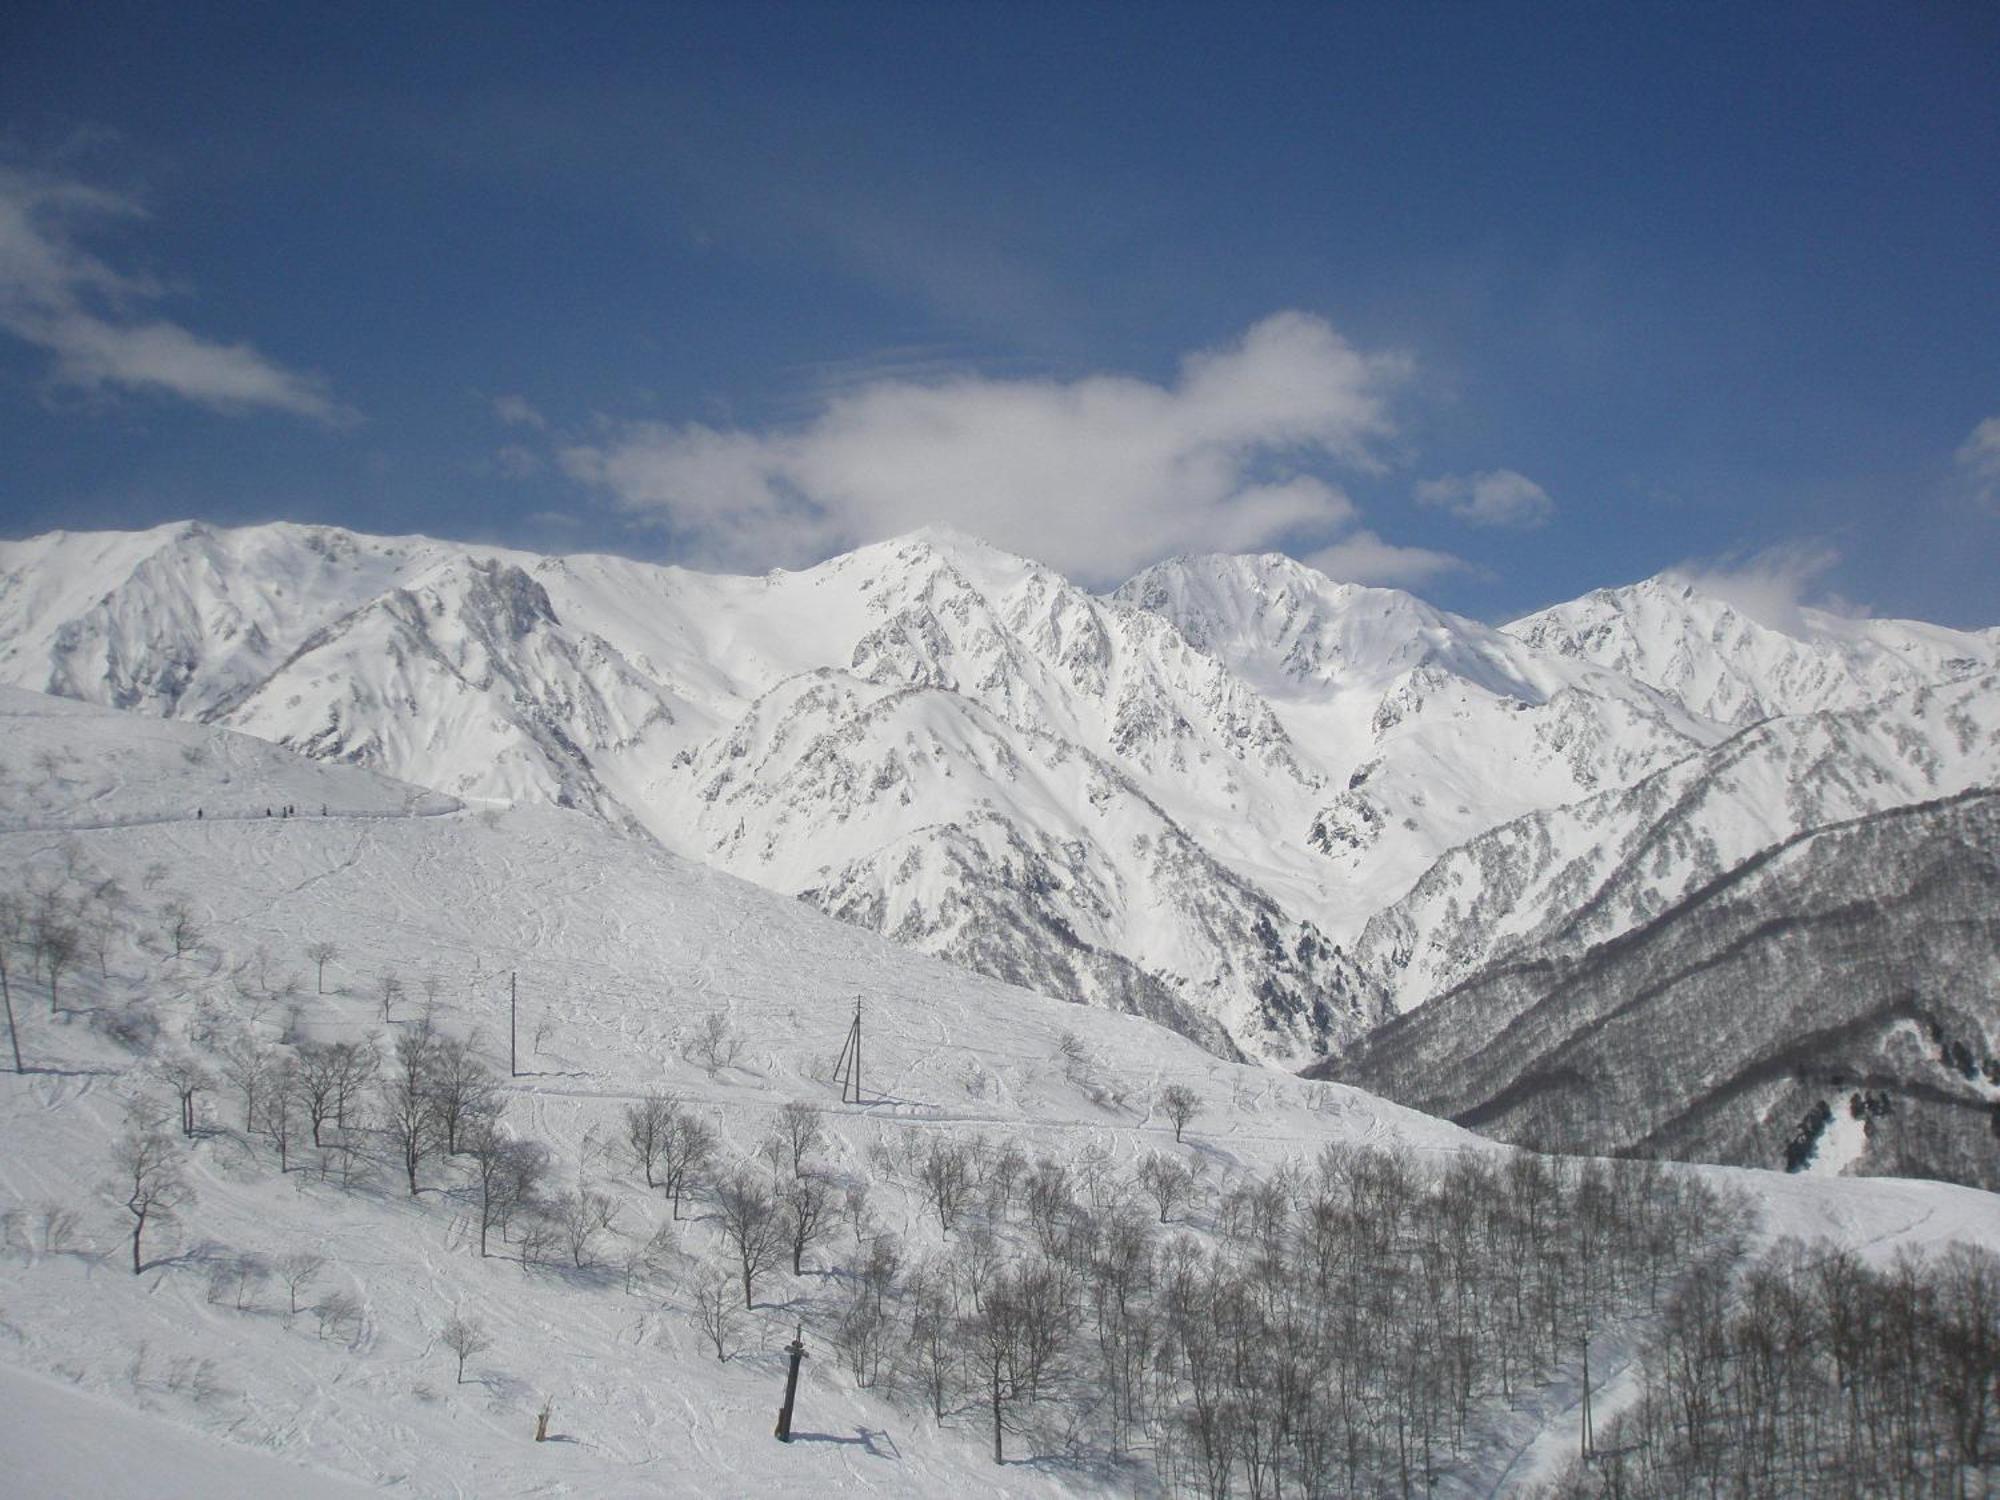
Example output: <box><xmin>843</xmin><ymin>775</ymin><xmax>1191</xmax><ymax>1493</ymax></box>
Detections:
<box><xmin>1507</xmin><ymin>574</ymin><xmax>2000</xmax><ymax>724</ymax></box>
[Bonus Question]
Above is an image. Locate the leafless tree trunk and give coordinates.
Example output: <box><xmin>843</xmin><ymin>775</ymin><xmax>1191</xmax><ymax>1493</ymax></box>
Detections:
<box><xmin>441</xmin><ymin>1312</ymin><xmax>491</xmax><ymax>1383</ymax></box>
<box><xmin>113</xmin><ymin>1124</ymin><xmax>191</xmax><ymax>1274</ymax></box>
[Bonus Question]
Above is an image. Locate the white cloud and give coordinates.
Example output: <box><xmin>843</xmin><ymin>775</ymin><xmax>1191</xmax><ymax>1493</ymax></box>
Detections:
<box><xmin>1954</xmin><ymin>415</ymin><xmax>2000</xmax><ymax>510</ymax></box>
<box><xmin>562</xmin><ymin>311</ymin><xmax>1415</xmax><ymax>581</ymax></box>
<box><xmin>1304</xmin><ymin>530</ymin><xmax>1469</xmax><ymax>587</ymax></box>
<box><xmin>493</xmin><ymin>393</ymin><xmax>546</xmax><ymax>429</ymax></box>
<box><xmin>1413</xmin><ymin>468</ymin><xmax>1556</xmax><ymax>528</ymax></box>
<box><xmin>0</xmin><ymin>163</ymin><xmax>347</xmax><ymax>421</ymax></box>
<box><xmin>495</xmin><ymin>443</ymin><xmax>544</xmax><ymax>479</ymax></box>
<box><xmin>1668</xmin><ymin>543</ymin><xmax>1842</xmax><ymax>636</ymax></box>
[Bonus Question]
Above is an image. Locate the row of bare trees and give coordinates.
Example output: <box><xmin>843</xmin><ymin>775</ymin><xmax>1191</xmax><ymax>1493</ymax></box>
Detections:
<box><xmin>783</xmin><ymin>1134</ymin><xmax>1741</xmax><ymax>1482</ymax></box>
<box><xmin>1547</xmin><ymin>1235</ymin><xmax>2000</xmax><ymax>1499</ymax></box>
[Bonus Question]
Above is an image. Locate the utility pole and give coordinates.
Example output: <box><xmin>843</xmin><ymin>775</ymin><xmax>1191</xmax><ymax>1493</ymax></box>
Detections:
<box><xmin>509</xmin><ymin>971</ymin><xmax>518</xmax><ymax>1078</ymax></box>
<box><xmin>774</xmin><ymin>1325</ymin><xmax>807</xmax><ymax>1441</ymax></box>
<box><xmin>831</xmin><ymin>997</ymin><xmax>862</xmax><ymax>1104</ymax></box>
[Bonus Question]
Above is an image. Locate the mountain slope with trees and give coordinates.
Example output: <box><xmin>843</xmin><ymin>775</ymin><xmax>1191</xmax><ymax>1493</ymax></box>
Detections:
<box><xmin>1326</xmin><ymin>789</ymin><xmax>2000</xmax><ymax>1189</ymax></box>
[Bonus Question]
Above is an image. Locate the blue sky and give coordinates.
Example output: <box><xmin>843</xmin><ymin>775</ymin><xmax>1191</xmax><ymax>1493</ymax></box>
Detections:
<box><xmin>2</xmin><ymin>2</ymin><xmax>1995</xmax><ymax>624</ymax></box>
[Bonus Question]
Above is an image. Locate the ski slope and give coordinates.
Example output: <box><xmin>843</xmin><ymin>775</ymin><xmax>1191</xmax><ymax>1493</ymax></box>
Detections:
<box><xmin>1</xmin><ymin>689</ymin><xmax>1995</xmax><ymax>1497</ymax></box>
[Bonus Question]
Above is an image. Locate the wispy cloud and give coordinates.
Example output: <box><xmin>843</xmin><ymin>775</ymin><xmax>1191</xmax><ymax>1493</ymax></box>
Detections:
<box><xmin>1414</xmin><ymin>468</ymin><xmax>1555</xmax><ymax>528</ymax></box>
<box><xmin>492</xmin><ymin>393</ymin><xmax>546</xmax><ymax>429</ymax></box>
<box><xmin>1954</xmin><ymin>415</ymin><xmax>2000</xmax><ymax>511</ymax></box>
<box><xmin>1304</xmin><ymin>530</ymin><xmax>1469</xmax><ymax>587</ymax></box>
<box><xmin>0</xmin><ymin>162</ymin><xmax>349</xmax><ymax>421</ymax></box>
<box><xmin>1668</xmin><ymin>542</ymin><xmax>1843</xmax><ymax>636</ymax></box>
<box><xmin>562</xmin><ymin>311</ymin><xmax>1425</xmax><ymax>582</ymax></box>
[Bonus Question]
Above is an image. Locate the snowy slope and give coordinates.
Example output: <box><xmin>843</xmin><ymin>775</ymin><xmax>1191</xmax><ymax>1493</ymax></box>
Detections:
<box><xmin>4</xmin><ymin>693</ymin><xmax>1998</xmax><ymax>1499</ymax></box>
<box><xmin>1327</xmin><ymin>789</ymin><xmax>2000</xmax><ymax>1187</ymax></box>
<box><xmin>1355</xmin><ymin>673</ymin><xmax>2000</xmax><ymax>1012</ymax></box>
<box><xmin>0</xmin><ymin>689</ymin><xmax>1454</xmax><ymax>1497</ymax></box>
<box><xmin>1506</xmin><ymin>572</ymin><xmax>2000</xmax><ymax>726</ymax></box>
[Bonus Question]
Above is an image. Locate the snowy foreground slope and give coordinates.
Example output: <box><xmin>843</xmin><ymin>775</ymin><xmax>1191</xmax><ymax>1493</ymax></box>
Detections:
<box><xmin>3</xmin><ymin>691</ymin><xmax>1998</xmax><ymax>1498</ymax></box>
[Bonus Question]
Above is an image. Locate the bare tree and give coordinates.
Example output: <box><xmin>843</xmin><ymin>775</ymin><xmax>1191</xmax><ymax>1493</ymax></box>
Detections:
<box><xmin>305</xmin><ymin>940</ymin><xmax>339</xmax><ymax>995</ymax></box>
<box><xmin>441</xmin><ymin>1312</ymin><xmax>492</xmax><ymax>1383</ymax></box>
<box><xmin>276</xmin><ymin>1250</ymin><xmax>325</xmax><ymax>1316</ymax></box>
<box><xmin>467</xmin><ymin>1122</ymin><xmax>546</xmax><ymax>1258</ymax></box>
<box><xmin>159</xmin><ymin>900</ymin><xmax>200</xmax><ymax>962</ymax></box>
<box><xmin>327</xmin><ymin>1037</ymin><xmax>378</xmax><ymax>1131</ymax></box>
<box><xmin>714</xmin><ymin>1167</ymin><xmax>783</xmax><ymax>1308</ymax></box>
<box><xmin>657</xmin><ymin>1107</ymin><xmax>717</xmax><ymax>1221</ymax></box>
<box><xmin>80</xmin><ymin>875</ymin><xmax>126</xmax><ymax>977</ymax></box>
<box><xmin>259</xmin><ymin>1058</ymin><xmax>303</xmax><ymax>1171</ymax></box>
<box><xmin>313</xmin><ymin>1290</ymin><xmax>360</xmax><ymax>1342</ymax></box>
<box><xmin>379</xmin><ymin>1025</ymin><xmax>440</xmax><ymax>1195</ymax></box>
<box><xmin>112</xmin><ymin>1124</ymin><xmax>191</xmax><ymax>1274</ymax></box>
<box><xmin>1138</xmin><ymin>1151</ymin><xmax>1196</xmax><ymax>1224</ymax></box>
<box><xmin>551</xmin><ymin>1189</ymin><xmax>618</xmax><ymax>1267</ymax></box>
<box><xmin>154</xmin><ymin>1054</ymin><xmax>212</xmax><ymax>1137</ymax></box>
<box><xmin>775</xmin><ymin>1100</ymin><xmax>825</xmax><ymax>1177</ymax></box>
<box><xmin>781</xmin><ymin>1171</ymin><xmax>834</xmax><ymax>1276</ymax></box>
<box><xmin>0</xmin><ymin>890</ymin><xmax>24</xmax><ymax>1071</ymax></box>
<box><xmin>686</xmin><ymin>1012</ymin><xmax>741</xmax><ymax>1076</ymax></box>
<box><xmin>917</xmin><ymin>1136</ymin><xmax>978</xmax><ymax>1232</ymax></box>
<box><xmin>377</xmin><ymin>971</ymin><xmax>405</xmax><ymax>1024</ymax></box>
<box><xmin>1159</xmin><ymin>1082</ymin><xmax>1202</xmax><ymax>1143</ymax></box>
<box><xmin>691</xmin><ymin>1264</ymin><xmax>742</xmax><ymax>1359</ymax></box>
<box><xmin>215</xmin><ymin>1033</ymin><xmax>275</xmax><ymax>1131</ymax></box>
<box><xmin>429</xmin><ymin>1032</ymin><xmax>498</xmax><ymax>1154</ymax></box>
<box><xmin>295</xmin><ymin>1041</ymin><xmax>347</xmax><ymax>1147</ymax></box>
<box><xmin>624</xmin><ymin>1091</ymin><xmax>677</xmax><ymax>1188</ymax></box>
<box><xmin>38</xmin><ymin>920</ymin><xmax>79</xmax><ymax>1013</ymax></box>
<box><xmin>230</xmin><ymin>1253</ymin><xmax>271</xmax><ymax>1311</ymax></box>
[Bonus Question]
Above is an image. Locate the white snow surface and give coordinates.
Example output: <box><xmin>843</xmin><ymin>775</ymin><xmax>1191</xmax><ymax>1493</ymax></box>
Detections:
<box><xmin>1</xmin><ymin>690</ymin><xmax>1997</xmax><ymax>1497</ymax></box>
<box><xmin>1506</xmin><ymin>573</ymin><xmax>2000</xmax><ymax>727</ymax></box>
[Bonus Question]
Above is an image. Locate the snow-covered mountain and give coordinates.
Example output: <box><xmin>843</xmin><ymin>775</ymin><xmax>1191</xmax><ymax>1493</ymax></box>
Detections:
<box><xmin>1355</xmin><ymin>672</ymin><xmax>2000</xmax><ymax>1012</ymax></box>
<box><xmin>2</xmin><ymin>521</ymin><xmax>1991</xmax><ymax>1064</ymax></box>
<box><xmin>1506</xmin><ymin>573</ymin><xmax>2000</xmax><ymax>726</ymax></box>
<box><xmin>1115</xmin><ymin>553</ymin><xmax>1722</xmax><ymax>921</ymax></box>
<box><xmin>1324</xmin><ymin>788</ymin><xmax>2000</xmax><ymax>1188</ymax></box>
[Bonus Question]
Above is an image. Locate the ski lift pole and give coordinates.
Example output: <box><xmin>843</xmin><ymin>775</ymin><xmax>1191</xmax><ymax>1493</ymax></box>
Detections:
<box><xmin>775</xmin><ymin>1325</ymin><xmax>807</xmax><ymax>1441</ymax></box>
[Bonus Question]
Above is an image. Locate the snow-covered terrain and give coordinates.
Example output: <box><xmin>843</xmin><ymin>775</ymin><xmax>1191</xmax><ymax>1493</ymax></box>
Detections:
<box><xmin>1355</xmin><ymin>672</ymin><xmax>2000</xmax><ymax>1012</ymax></box>
<box><xmin>3</xmin><ymin>689</ymin><xmax>1997</xmax><ymax>1497</ymax></box>
<box><xmin>2</xmin><ymin>522</ymin><xmax>1993</xmax><ymax>1068</ymax></box>
<box><xmin>1506</xmin><ymin>573</ymin><xmax>2000</xmax><ymax>726</ymax></box>
<box><xmin>1329</xmin><ymin>787</ymin><xmax>2000</xmax><ymax>1184</ymax></box>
